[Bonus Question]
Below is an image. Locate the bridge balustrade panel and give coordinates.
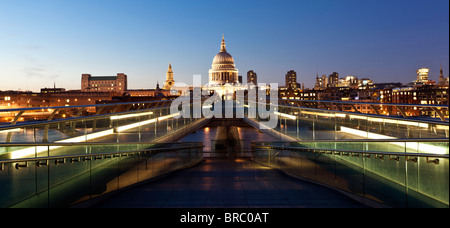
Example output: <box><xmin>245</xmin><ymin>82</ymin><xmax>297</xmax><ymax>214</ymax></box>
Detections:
<box><xmin>252</xmin><ymin>140</ymin><xmax>449</xmax><ymax>208</ymax></box>
<box><xmin>0</xmin><ymin>142</ymin><xmax>203</xmax><ymax>208</ymax></box>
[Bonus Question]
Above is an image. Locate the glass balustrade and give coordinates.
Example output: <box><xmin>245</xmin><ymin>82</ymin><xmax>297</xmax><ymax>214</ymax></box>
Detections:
<box><xmin>244</xmin><ymin>101</ymin><xmax>449</xmax><ymax>140</ymax></box>
<box><xmin>0</xmin><ymin>142</ymin><xmax>203</xmax><ymax>208</ymax></box>
<box><xmin>252</xmin><ymin>140</ymin><xmax>449</xmax><ymax>208</ymax></box>
<box><xmin>0</xmin><ymin>101</ymin><xmax>200</xmax><ymax>144</ymax></box>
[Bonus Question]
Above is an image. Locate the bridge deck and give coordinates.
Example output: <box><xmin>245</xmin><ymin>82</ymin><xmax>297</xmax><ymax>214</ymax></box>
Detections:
<box><xmin>94</xmin><ymin>157</ymin><xmax>367</xmax><ymax>208</ymax></box>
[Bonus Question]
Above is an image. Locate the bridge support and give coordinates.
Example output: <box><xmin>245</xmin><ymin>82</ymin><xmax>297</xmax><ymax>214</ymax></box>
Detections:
<box><xmin>214</xmin><ymin>125</ymin><xmax>241</xmax><ymax>153</ymax></box>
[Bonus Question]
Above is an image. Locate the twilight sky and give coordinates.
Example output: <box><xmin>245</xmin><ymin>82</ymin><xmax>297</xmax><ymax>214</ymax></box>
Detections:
<box><xmin>0</xmin><ymin>0</ymin><xmax>448</xmax><ymax>92</ymax></box>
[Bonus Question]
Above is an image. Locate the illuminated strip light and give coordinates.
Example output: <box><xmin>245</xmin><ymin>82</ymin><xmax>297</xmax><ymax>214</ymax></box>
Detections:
<box><xmin>8</xmin><ymin>129</ymin><xmax>115</xmax><ymax>159</ymax></box>
<box><xmin>436</xmin><ymin>125</ymin><xmax>449</xmax><ymax>130</ymax></box>
<box><xmin>350</xmin><ymin>115</ymin><xmax>429</xmax><ymax>128</ymax></box>
<box><xmin>116</xmin><ymin>112</ymin><xmax>181</xmax><ymax>132</ymax></box>
<box><xmin>157</xmin><ymin>112</ymin><xmax>181</xmax><ymax>121</ymax></box>
<box><xmin>274</xmin><ymin>111</ymin><xmax>297</xmax><ymax>120</ymax></box>
<box><xmin>116</xmin><ymin>119</ymin><xmax>157</xmax><ymax>132</ymax></box>
<box><xmin>301</xmin><ymin>111</ymin><xmax>346</xmax><ymax>118</ymax></box>
<box><xmin>8</xmin><ymin>112</ymin><xmax>181</xmax><ymax>159</ymax></box>
<box><xmin>340</xmin><ymin>126</ymin><xmax>448</xmax><ymax>155</ymax></box>
<box><xmin>110</xmin><ymin>111</ymin><xmax>154</xmax><ymax>120</ymax></box>
<box><xmin>0</xmin><ymin>128</ymin><xmax>21</xmax><ymax>134</ymax></box>
<box><xmin>340</xmin><ymin>126</ymin><xmax>394</xmax><ymax>140</ymax></box>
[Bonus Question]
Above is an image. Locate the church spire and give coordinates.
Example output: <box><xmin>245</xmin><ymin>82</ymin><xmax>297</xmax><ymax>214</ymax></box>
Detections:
<box><xmin>168</xmin><ymin>62</ymin><xmax>173</xmax><ymax>73</ymax></box>
<box><xmin>220</xmin><ymin>34</ymin><xmax>226</xmax><ymax>52</ymax></box>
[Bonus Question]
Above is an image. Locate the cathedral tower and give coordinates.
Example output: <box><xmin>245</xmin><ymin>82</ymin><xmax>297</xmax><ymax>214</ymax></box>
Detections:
<box><xmin>163</xmin><ymin>63</ymin><xmax>175</xmax><ymax>90</ymax></box>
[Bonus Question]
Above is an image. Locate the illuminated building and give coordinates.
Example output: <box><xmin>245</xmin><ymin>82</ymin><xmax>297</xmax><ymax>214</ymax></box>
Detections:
<box><xmin>209</xmin><ymin>35</ymin><xmax>239</xmax><ymax>85</ymax></box>
<box><xmin>314</xmin><ymin>74</ymin><xmax>328</xmax><ymax>90</ymax></box>
<box><xmin>125</xmin><ymin>81</ymin><xmax>175</xmax><ymax>97</ymax></box>
<box><xmin>416</xmin><ymin>68</ymin><xmax>430</xmax><ymax>84</ymax></box>
<box><xmin>359</xmin><ymin>78</ymin><xmax>374</xmax><ymax>89</ymax></box>
<box><xmin>81</xmin><ymin>73</ymin><xmax>127</xmax><ymax>94</ymax></box>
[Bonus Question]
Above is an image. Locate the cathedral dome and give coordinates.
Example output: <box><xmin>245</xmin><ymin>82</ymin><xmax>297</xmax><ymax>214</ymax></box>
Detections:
<box><xmin>212</xmin><ymin>52</ymin><xmax>236</xmax><ymax>70</ymax></box>
<box><xmin>212</xmin><ymin>52</ymin><xmax>235</xmax><ymax>65</ymax></box>
<box><xmin>209</xmin><ymin>35</ymin><xmax>239</xmax><ymax>85</ymax></box>
<box><xmin>211</xmin><ymin>36</ymin><xmax>236</xmax><ymax>70</ymax></box>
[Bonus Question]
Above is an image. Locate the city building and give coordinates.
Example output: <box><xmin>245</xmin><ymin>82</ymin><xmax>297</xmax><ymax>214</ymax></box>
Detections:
<box><xmin>344</xmin><ymin>76</ymin><xmax>359</xmax><ymax>89</ymax></box>
<box><xmin>285</xmin><ymin>70</ymin><xmax>300</xmax><ymax>89</ymax></box>
<box><xmin>416</xmin><ymin>85</ymin><xmax>449</xmax><ymax>106</ymax></box>
<box><xmin>247</xmin><ymin>70</ymin><xmax>257</xmax><ymax>85</ymax></box>
<box><xmin>209</xmin><ymin>35</ymin><xmax>239</xmax><ymax>85</ymax></box>
<box><xmin>81</xmin><ymin>73</ymin><xmax>127</xmax><ymax>94</ymax></box>
<box><xmin>358</xmin><ymin>78</ymin><xmax>374</xmax><ymax>89</ymax></box>
<box><xmin>163</xmin><ymin>63</ymin><xmax>175</xmax><ymax>90</ymax></box>
<box><xmin>416</xmin><ymin>68</ymin><xmax>430</xmax><ymax>84</ymax></box>
<box><xmin>41</xmin><ymin>87</ymin><xmax>66</xmax><ymax>94</ymax></box>
<box><xmin>314</xmin><ymin>74</ymin><xmax>329</xmax><ymax>90</ymax></box>
<box><xmin>1</xmin><ymin>90</ymin><xmax>114</xmax><ymax>109</ymax></box>
<box><xmin>125</xmin><ymin>81</ymin><xmax>175</xmax><ymax>97</ymax></box>
<box><xmin>328</xmin><ymin>72</ymin><xmax>339</xmax><ymax>87</ymax></box>
<box><xmin>438</xmin><ymin>64</ymin><xmax>449</xmax><ymax>86</ymax></box>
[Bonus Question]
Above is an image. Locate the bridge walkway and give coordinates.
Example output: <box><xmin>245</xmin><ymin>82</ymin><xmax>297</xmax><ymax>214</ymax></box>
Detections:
<box><xmin>94</xmin><ymin>157</ymin><xmax>367</xmax><ymax>208</ymax></box>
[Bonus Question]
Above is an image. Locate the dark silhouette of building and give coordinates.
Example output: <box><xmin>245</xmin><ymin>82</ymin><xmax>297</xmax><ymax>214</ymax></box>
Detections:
<box><xmin>286</xmin><ymin>70</ymin><xmax>300</xmax><ymax>89</ymax></box>
<box><xmin>247</xmin><ymin>70</ymin><xmax>257</xmax><ymax>85</ymax></box>
<box><xmin>328</xmin><ymin>72</ymin><xmax>339</xmax><ymax>87</ymax></box>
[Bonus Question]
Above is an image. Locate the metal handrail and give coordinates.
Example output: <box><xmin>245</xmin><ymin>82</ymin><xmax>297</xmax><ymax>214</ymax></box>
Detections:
<box><xmin>0</xmin><ymin>103</ymin><xmax>179</xmax><ymax>131</ymax></box>
<box><xmin>0</xmin><ymin>144</ymin><xmax>204</xmax><ymax>165</ymax></box>
<box><xmin>251</xmin><ymin>145</ymin><xmax>449</xmax><ymax>159</ymax></box>
<box><xmin>0</xmin><ymin>142</ymin><xmax>203</xmax><ymax>147</ymax></box>
<box><xmin>280</xmin><ymin>105</ymin><xmax>449</xmax><ymax>125</ymax></box>
<box><xmin>250</xmin><ymin>139</ymin><xmax>449</xmax><ymax>144</ymax></box>
<box><xmin>0</xmin><ymin>99</ymin><xmax>178</xmax><ymax>113</ymax></box>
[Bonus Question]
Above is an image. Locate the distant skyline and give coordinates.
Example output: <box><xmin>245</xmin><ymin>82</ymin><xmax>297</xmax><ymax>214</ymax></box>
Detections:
<box><xmin>0</xmin><ymin>0</ymin><xmax>448</xmax><ymax>92</ymax></box>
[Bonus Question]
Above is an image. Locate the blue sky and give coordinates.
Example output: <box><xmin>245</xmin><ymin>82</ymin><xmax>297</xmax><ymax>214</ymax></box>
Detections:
<box><xmin>0</xmin><ymin>0</ymin><xmax>448</xmax><ymax>91</ymax></box>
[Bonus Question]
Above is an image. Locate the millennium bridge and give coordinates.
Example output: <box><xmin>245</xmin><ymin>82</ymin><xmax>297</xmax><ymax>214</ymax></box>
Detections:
<box><xmin>0</xmin><ymin>98</ymin><xmax>448</xmax><ymax>208</ymax></box>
